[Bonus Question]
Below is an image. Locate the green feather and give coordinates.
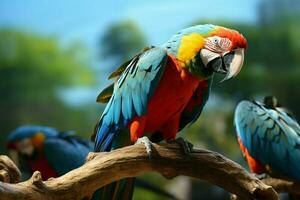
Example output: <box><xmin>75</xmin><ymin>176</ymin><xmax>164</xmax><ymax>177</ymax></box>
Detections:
<box><xmin>108</xmin><ymin>59</ymin><xmax>132</xmax><ymax>80</ymax></box>
<box><xmin>96</xmin><ymin>83</ymin><xmax>114</xmax><ymax>103</ymax></box>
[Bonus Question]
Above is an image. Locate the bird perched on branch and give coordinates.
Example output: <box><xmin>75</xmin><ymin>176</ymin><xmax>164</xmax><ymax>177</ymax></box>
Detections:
<box><xmin>234</xmin><ymin>96</ymin><xmax>300</xmax><ymax>182</ymax></box>
<box><xmin>93</xmin><ymin>24</ymin><xmax>247</xmax><ymax>199</ymax></box>
<box><xmin>6</xmin><ymin>125</ymin><xmax>177</xmax><ymax>200</ymax></box>
<box><xmin>6</xmin><ymin>125</ymin><xmax>93</xmax><ymax>181</ymax></box>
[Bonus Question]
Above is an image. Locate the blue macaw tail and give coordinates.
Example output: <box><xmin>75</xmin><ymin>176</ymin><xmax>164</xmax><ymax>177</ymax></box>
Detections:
<box><xmin>96</xmin><ymin>178</ymin><xmax>135</xmax><ymax>200</ymax></box>
<box><xmin>94</xmin><ymin>122</ymin><xmax>135</xmax><ymax>200</ymax></box>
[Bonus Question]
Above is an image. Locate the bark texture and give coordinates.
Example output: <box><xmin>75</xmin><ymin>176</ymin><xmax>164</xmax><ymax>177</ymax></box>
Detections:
<box><xmin>0</xmin><ymin>143</ymin><xmax>279</xmax><ymax>200</ymax></box>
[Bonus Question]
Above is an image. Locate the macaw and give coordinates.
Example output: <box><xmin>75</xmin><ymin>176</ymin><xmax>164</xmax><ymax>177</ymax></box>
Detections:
<box><xmin>93</xmin><ymin>24</ymin><xmax>247</xmax><ymax>199</ymax></box>
<box><xmin>234</xmin><ymin>96</ymin><xmax>300</xmax><ymax>182</ymax></box>
<box><xmin>6</xmin><ymin>125</ymin><xmax>93</xmax><ymax>180</ymax></box>
<box><xmin>6</xmin><ymin>125</ymin><xmax>177</xmax><ymax>200</ymax></box>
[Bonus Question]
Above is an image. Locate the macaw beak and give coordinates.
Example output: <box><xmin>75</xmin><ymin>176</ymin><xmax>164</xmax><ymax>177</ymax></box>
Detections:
<box><xmin>200</xmin><ymin>48</ymin><xmax>245</xmax><ymax>82</ymax></box>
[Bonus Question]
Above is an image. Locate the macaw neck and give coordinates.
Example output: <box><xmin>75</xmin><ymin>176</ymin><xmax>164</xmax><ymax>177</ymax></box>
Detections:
<box><xmin>22</xmin><ymin>148</ymin><xmax>43</xmax><ymax>161</ymax></box>
<box><xmin>184</xmin><ymin>53</ymin><xmax>213</xmax><ymax>78</ymax></box>
<box><xmin>165</xmin><ymin>44</ymin><xmax>213</xmax><ymax>79</ymax></box>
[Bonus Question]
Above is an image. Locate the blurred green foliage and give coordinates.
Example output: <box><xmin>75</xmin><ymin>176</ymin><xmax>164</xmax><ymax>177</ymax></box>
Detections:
<box><xmin>100</xmin><ymin>20</ymin><xmax>147</xmax><ymax>62</ymax></box>
<box><xmin>1</xmin><ymin>1</ymin><xmax>300</xmax><ymax>199</ymax></box>
<box><xmin>0</xmin><ymin>30</ymin><xmax>97</xmax><ymax>153</ymax></box>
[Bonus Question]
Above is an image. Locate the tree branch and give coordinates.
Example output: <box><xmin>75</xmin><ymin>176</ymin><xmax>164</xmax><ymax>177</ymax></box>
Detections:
<box><xmin>0</xmin><ymin>155</ymin><xmax>21</xmax><ymax>183</ymax></box>
<box><xmin>0</xmin><ymin>143</ymin><xmax>278</xmax><ymax>200</ymax></box>
<box><xmin>262</xmin><ymin>177</ymin><xmax>300</xmax><ymax>195</ymax></box>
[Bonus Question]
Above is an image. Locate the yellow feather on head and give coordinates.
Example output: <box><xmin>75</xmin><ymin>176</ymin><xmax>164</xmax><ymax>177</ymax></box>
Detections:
<box><xmin>31</xmin><ymin>132</ymin><xmax>45</xmax><ymax>149</ymax></box>
<box><xmin>177</xmin><ymin>33</ymin><xmax>205</xmax><ymax>66</ymax></box>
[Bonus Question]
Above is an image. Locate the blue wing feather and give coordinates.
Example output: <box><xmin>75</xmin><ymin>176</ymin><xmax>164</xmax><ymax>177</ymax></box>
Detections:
<box><xmin>234</xmin><ymin>100</ymin><xmax>300</xmax><ymax>181</ymax></box>
<box><xmin>94</xmin><ymin>47</ymin><xmax>168</xmax><ymax>152</ymax></box>
<box><xmin>44</xmin><ymin>133</ymin><xmax>93</xmax><ymax>176</ymax></box>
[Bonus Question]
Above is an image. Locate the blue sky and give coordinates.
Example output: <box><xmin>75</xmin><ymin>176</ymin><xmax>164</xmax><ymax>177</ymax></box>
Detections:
<box><xmin>0</xmin><ymin>0</ymin><xmax>259</xmax><ymax>106</ymax></box>
<box><xmin>0</xmin><ymin>0</ymin><xmax>259</xmax><ymax>48</ymax></box>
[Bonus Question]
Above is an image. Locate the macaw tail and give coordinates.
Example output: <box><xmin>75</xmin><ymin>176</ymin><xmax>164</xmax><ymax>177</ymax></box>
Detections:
<box><xmin>96</xmin><ymin>178</ymin><xmax>135</xmax><ymax>200</ymax></box>
<box><xmin>93</xmin><ymin>122</ymin><xmax>135</xmax><ymax>200</ymax></box>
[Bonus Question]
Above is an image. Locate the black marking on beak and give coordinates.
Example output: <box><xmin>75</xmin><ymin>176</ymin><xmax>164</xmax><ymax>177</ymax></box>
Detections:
<box><xmin>207</xmin><ymin>52</ymin><xmax>234</xmax><ymax>74</ymax></box>
<box><xmin>207</xmin><ymin>57</ymin><xmax>225</xmax><ymax>74</ymax></box>
<box><xmin>223</xmin><ymin>52</ymin><xmax>235</xmax><ymax>71</ymax></box>
<box><xmin>207</xmin><ymin>51</ymin><xmax>236</xmax><ymax>82</ymax></box>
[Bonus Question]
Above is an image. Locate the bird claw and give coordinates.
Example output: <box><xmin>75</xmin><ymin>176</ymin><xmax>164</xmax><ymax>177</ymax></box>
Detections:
<box><xmin>169</xmin><ymin>137</ymin><xmax>193</xmax><ymax>155</ymax></box>
<box><xmin>136</xmin><ymin>136</ymin><xmax>152</xmax><ymax>158</ymax></box>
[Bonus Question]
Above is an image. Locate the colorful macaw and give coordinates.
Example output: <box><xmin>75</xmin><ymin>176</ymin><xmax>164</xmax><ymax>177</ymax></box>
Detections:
<box><xmin>234</xmin><ymin>96</ymin><xmax>300</xmax><ymax>182</ymax></box>
<box><xmin>6</xmin><ymin>125</ymin><xmax>93</xmax><ymax>180</ymax></box>
<box><xmin>6</xmin><ymin>125</ymin><xmax>178</xmax><ymax>200</ymax></box>
<box><xmin>93</xmin><ymin>24</ymin><xmax>247</xmax><ymax>199</ymax></box>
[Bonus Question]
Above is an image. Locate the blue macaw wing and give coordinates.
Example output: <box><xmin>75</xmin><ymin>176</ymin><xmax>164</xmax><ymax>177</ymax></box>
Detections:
<box><xmin>179</xmin><ymin>78</ymin><xmax>212</xmax><ymax>131</ymax></box>
<box><xmin>94</xmin><ymin>47</ymin><xmax>168</xmax><ymax>152</ymax></box>
<box><xmin>234</xmin><ymin>100</ymin><xmax>300</xmax><ymax>181</ymax></box>
<box><xmin>44</xmin><ymin>134</ymin><xmax>93</xmax><ymax>176</ymax></box>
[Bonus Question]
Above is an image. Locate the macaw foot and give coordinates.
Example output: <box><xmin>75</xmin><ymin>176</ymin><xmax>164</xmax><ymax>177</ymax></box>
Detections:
<box><xmin>168</xmin><ymin>137</ymin><xmax>194</xmax><ymax>155</ymax></box>
<box><xmin>254</xmin><ymin>173</ymin><xmax>269</xmax><ymax>180</ymax></box>
<box><xmin>136</xmin><ymin>136</ymin><xmax>153</xmax><ymax>158</ymax></box>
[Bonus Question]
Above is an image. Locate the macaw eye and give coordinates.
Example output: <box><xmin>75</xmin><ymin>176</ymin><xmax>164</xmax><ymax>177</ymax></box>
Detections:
<box><xmin>213</xmin><ymin>38</ymin><xmax>219</xmax><ymax>44</ymax></box>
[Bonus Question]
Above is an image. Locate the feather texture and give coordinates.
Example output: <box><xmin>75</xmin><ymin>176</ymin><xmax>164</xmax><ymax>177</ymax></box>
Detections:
<box><xmin>94</xmin><ymin>47</ymin><xmax>168</xmax><ymax>152</ymax></box>
<box><xmin>44</xmin><ymin>132</ymin><xmax>93</xmax><ymax>176</ymax></box>
<box><xmin>234</xmin><ymin>100</ymin><xmax>300</xmax><ymax>181</ymax></box>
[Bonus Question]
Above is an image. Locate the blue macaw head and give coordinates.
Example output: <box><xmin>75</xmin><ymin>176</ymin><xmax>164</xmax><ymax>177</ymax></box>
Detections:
<box><xmin>7</xmin><ymin>125</ymin><xmax>58</xmax><ymax>156</ymax></box>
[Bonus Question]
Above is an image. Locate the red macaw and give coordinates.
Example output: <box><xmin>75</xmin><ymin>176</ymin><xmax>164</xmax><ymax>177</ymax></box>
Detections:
<box><xmin>93</xmin><ymin>24</ymin><xmax>247</xmax><ymax>199</ymax></box>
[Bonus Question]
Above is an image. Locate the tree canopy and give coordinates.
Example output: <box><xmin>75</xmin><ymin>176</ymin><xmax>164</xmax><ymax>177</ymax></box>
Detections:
<box><xmin>0</xmin><ymin>30</ymin><xmax>94</xmax><ymax>153</ymax></box>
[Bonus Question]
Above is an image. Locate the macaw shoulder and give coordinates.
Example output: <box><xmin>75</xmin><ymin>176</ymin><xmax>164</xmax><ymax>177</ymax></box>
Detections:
<box><xmin>177</xmin><ymin>33</ymin><xmax>205</xmax><ymax>65</ymax></box>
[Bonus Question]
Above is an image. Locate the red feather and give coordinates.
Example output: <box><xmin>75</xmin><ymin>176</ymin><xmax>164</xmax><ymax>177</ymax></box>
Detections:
<box><xmin>238</xmin><ymin>137</ymin><xmax>265</xmax><ymax>174</ymax></box>
<box><xmin>129</xmin><ymin>55</ymin><xmax>202</xmax><ymax>141</ymax></box>
<box><xmin>27</xmin><ymin>156</ymin><xmax>58</xmax><ymax>180</ymax></box>
<box><xmin>211</xmin><ymin>27</ymin><xmax>248</xmax><ymax>50</ymax></box>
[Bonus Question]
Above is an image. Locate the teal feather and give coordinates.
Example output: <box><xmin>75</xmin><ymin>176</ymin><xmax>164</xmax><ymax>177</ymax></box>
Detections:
<box><xmin>93</xmin><ymin>47</ymin><xmax>168</xmax><ymax>200</ymax></box>
<box><xmin>235</xmin><ymin>100</ymin><xmax>300</xmax><ymax>182</ymax></box>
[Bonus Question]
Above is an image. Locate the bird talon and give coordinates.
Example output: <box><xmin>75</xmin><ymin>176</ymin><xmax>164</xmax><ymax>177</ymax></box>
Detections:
<box><xmin>169</xmin><ymin>137</ymin><xmax>193</xmax><ymax>155</ymax></box>
<box><xmin>136</xmin><ymin>136</ymin><xmax>152</xmax><ymax>158</ymax></box>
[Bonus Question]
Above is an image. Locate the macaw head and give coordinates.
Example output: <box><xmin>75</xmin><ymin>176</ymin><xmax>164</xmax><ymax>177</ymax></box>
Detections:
<box><xmin>7</xmin><ymin>125</ymin><xmax>58</xmax><ymax>157</ymax></box>
<box><xmin>175</xmin><ymin>24</ymin><xmax>247</xmax><ymax>81</ymax></box>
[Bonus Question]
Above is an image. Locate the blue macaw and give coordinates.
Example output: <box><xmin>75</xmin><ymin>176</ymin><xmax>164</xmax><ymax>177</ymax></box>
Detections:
<box><xmin>6</xmin><ymin>125</ymin><xmax>92</xmax><ymax>180</ymax></box>
<box><xmin>93</xmin><ymin>24</ymin><xmax>247</xmax><ymax>199</ymax></box>
<box><xmin>6</xmin><ymin>125</ymin><xmax>177</xmax><ymax>200</ymax></box>
<box><xmin>234</xmin><ymin>96</ymin><xmax>300</xmax><ymax>182</ymax></box>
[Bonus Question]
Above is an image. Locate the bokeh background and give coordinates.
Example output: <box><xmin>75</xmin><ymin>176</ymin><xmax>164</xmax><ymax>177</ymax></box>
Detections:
<box><xmin>1</xmin><ymin>0</ymin><xmax>300</xmax><ymax>199</ymax></box>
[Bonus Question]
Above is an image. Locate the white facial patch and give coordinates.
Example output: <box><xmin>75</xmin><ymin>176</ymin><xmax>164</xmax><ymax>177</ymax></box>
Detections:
<box><xmin>199</xmin><ymin>48</ymin><xmax>220</xmax><ymax>66</ymax></box>
<box><xmin>205</xmin><ymin>36</ymin><xmax>232</xmax><ymax>53</ymax></box>
<box><xmin>16</xmin><ymin>139</ymin><xmax>34</xmax><ymax>156</ymax></box>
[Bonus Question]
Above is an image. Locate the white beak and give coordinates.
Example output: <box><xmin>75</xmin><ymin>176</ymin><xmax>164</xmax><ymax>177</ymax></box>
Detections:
<box><xmin>221</xmin><ymin>48</ymin><xmax>244</xmax><ymax>81</ymax></box>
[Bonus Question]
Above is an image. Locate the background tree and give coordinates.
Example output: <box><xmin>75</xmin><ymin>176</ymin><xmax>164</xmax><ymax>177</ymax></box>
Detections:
<box><xmin>99</xmin><ymin>20</ymin><xmax>147</xmax><ymax>64</ymax></box>
<box><xmin>0</xmin><ymin>30</ymin><xmax>96</xmax><ymax>153</ymax></box>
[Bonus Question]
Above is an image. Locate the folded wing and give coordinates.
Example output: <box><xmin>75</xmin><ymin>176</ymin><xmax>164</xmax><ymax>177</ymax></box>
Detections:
<box><xmin>234</xmin><ymin>101</ymin><xmax>300</xmax><ymax>181</ymax></box>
